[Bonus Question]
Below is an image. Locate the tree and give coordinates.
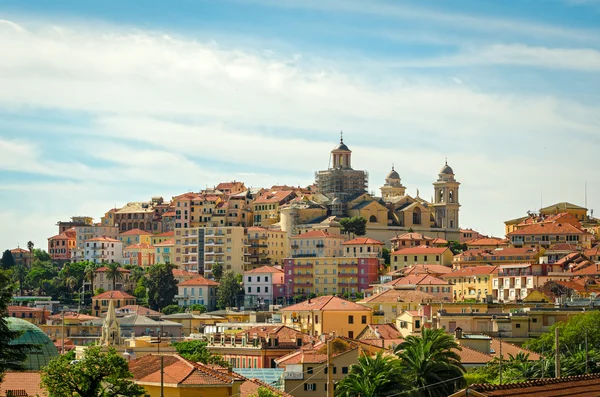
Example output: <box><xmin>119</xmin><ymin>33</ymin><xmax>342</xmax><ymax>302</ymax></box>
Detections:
<box><xmin>339</xmin><ymin>217</ymin><xmax>367</xmax><ymax>237</ymax></box>
<box><xmin>188</xmin><ymin>304</ymin><xmax>207</xmax><ymax>313</ymax></box>
<box><xmin>335</xmin><ymin>351</ymin><xmax>406</xmax><ymax>397</ymax></box>
<box><xmin>105</xmin><ymin>263</ymin><xmax>124</xmax><ymax>291</ymax></box>
<box><xmin>446</xmin><ymin>241</ymin><xmax>467</xmax><ymax>255</ymax></box>
<box><xmin>250</xmin><ymin>386</ymin><xmax>280</xmax><ymax>397</ymax></box>
<box><xmin>146</xmin><ymin>263</ymin><xmax>178</xmax><ymax>311</ymax></box>
<box><xmin>0</xmin><ymin>270</ymin><xmax>35</xmax><ymax>381</ymax></box>
<box><xmin>173</xmin><ymin>340</ymin><xmax>230</xmax><ymax>367</ymax></box>
<box><xmin>525</xmin><ymin>311</ymin><xmax>600</xmax><ymax>355</ymax></box>
<box><xmin>217</xmin><ymin>271</ymin><xmax>242</xmax><ymax>310</ymax></box>
<box><xmin>33</xmin><ymin>249</ymin><xmax>51</xmax><ymax>262</ymax></box>
<box><xmin>12</xmin><ymin>263</ymin><xmax>27</xmax><ymax>296</ymax></box>
<box><xmin>41</xmin><ymin>346</ymin><xmax>144</xmax><ymax>397</ymax></box>
<box><xmin>381</xmin><ymin>247</ymin><xmax>391</xmax><ymax>265</ymax></box>
<box><xmin>84</xmin><ymin>262</ymin><xmax>100</xmax><ymax>300</ymax></box>
<box><xmin>1</xmin><ymin>250</ymin><xmax>15</xmax><ymax>270</ymax></box>
<box><xmin>395</xmin><ymin>328</ymin><xmax>466</xmax><ymax>397</ymax></box>
<box><xmin>212</xmin><ymin>262</ymin><xmax>224</xmax><ymax>282</ymax></box>
<box><xmin>162</xmin><ymin>304</ymin><xmax>184</xmax><ymax>315</ymax></box>
<box><xmin>26</xmin><ymin>261</ymin><xmax>58</xmax><ymax>295</ymax></box>
<box><xmin>26</xmin><ymin>241</ymin><xmax>34</xmax><ymax>266</ymax></box>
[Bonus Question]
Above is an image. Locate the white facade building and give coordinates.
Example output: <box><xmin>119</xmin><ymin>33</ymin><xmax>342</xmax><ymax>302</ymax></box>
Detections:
<box><xmin>243</xmin><ymin>266</ymin><xmax>285</xmax><ymax>306</ymax></box>
<box><xmin>83</xmin><ymin>237</ymin><xmax>124</xmax><ymax>264</ymax></box>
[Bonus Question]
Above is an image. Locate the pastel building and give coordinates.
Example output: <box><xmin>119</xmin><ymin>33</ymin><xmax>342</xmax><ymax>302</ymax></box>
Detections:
<box><xmin>290</xmin><ymin>230</ymin><xmax>345</xmax><ymax>258</ymax></box>
<box><xmin>175</xmin><ymin>276</ymin><xmax>219</xmax><ymax>311</ymax></box>
<box><xmin>118</xmin><ymin>229</ymin><xmax>153</xmax><ymax>247</ymax></box>
<box><xmin>123</xmin><ymin>243</ymin><xmax>156</xmax><ymax>267</ymax></box>
<box><xmin>47</xmin><ymin>229</ymin><xmax>76</xmax><ymax>262</ymax></box>
<box><xmin>390</xmin><ymin>246</ymin><xmax>453</xmax><ymax>270</ymax></box>
<box><xmin>83</xmin><ymin>237</ymin><xmax>123</xmax><ymax>264</ymax></box>
<box><xmin>243</xmin><ymin>266</ymin><xmax>285</xmax><ymax>306</ymax></box>
<box><xmin>154</xmin><ymin>238</ymin><xmax>174</xmax><ymax>264</ymax></box>
<box><xmin>94</xmin><ymin>266</ymin><xmax>133</xmax><ymax>292</ymax></box>
<box><xmin>10</xmin><ymin>248</ymin><xmax>32</xmax><ymax>268</ymax></box>
<box><xmin>92</xmin><ymin>290</ymin><xmax>136</xmax><ymax>317</ymax></box>
<box><xmin>71</xmin><ymin>224</ymin><xmax>119</xmax><ymax>262</ymax></box>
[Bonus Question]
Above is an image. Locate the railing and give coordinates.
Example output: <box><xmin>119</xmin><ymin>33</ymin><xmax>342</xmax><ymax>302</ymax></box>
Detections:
<box><xmin>294</xmin><ymin>262</ymin><xmax>313</xmax><ymax>267</ymax></box>
<box><xmin>373</xmin><ymin>311</ymin><xmax>385</xmax><ymax>316</ymax></box>
<box><xmin>292</xmin><ymin>254</ymin><xmax>317</xmax><ymax>258</ymax></box>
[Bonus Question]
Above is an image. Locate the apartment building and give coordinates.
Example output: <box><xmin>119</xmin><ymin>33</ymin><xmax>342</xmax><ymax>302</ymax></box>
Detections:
<box><xmin>244</xmin><ymin>266</ymin><xmax>285</xmax><ymax>306</ymax></box>
<box><xmin>390</xmin><ymin>246</ymin><xmax>453</xmax><ymax>270</ymax></box>
<box><xmin>252</xmin><ymin>189</ymin><xmax>296</xmax><ymax>228</ymax></box>
<box><xmin>290</xmin><ymin>230</ymin><xmax>345</xmax><ymax>258</ymax></box>
<box><xmin>492</xmin><ymin>261</ymin><xmax>563</xmax><ymax>303</ymax></box>
<box><xmin>374</xmin><ymin>275</ymin><xmax>452</xmax><ymax>301</ymax></box>
<box><xmin>154</xmin><ymin>238</ymin><xmax>174</xmax><ymax>264</ymax></box>
<box><xmin>70</xmin><ymin>224</ymin><xmax>119</xmax><ymax>262</ymax></box>
<box><xmin>93</xmin><ymin>266</ymin><xmax>134</xmax><ymax>292</ymax></box>
<box><xmin>92</xmin><ymin>290</ymin><xmax>136</xmax><ymax>317</ymax></box>
<box><xmin>82</xmin><ymin>237</ymin><xmax>123</xmax><ymax>265</ymax></box>
<box><xmin>175</xmin><ymin>276</ymin><xmax>219</xmax><ymax>311</ymax></box>
<box><xmin>441</xmin><ymin>266</ymin><xmax>498</xmax><ymax>302</ymax></box>
<box><xmin>452</xmin><ymin>247</ymin><xmax>540</xmax><ymax>269</ymax></box>
<box><xmin>114</xmin><ymin>197</ymin><xmax>165</xmax><ymax>233</ymax></box>
<box><xmin>247</xmin><ymin>227</ymin><xmax>289</xmax><ymax>268</ymax></box>
<box><xmin>123</xmin><ymin>243</ymin><xmax>156</xmax><ymax>267</ymax></box>
<box><xmin>508</xmin><ymin>221</ymin><xmax>593</xmax><ymax>249</ymax></box>
<box><xmin>47</xmin><ymin>229</ymin><xmax>76</xmax><ymax>262</ymax></box>
<box><xmin>118</xmin><ymin>228</ymin><xmax>152</xmax><ymax>246</ymax></box>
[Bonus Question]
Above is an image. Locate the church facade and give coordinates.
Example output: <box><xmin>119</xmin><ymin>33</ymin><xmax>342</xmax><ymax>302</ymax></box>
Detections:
<box><xmin>283</xmin><ymin>136</ymin><xmax>461</xmax><ymax>245</ymax></box>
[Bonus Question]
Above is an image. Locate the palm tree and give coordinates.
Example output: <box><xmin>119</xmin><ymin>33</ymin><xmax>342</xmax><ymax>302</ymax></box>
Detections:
<box><xmin>395</xmin><ymin>328</ymin><xmax>466</xmax><ymax>397</ymax></box>
<box><xmin>65</xmin><ymin>276</ymin><xmax>77</xmax><ymax>301</ymax></box>
<box><xmin>105</xmin><ymin>262</ymin><xmax>124</xmax><ymax>291</ymax></box>
<box><xmin>335</xmin><ymin>351</ymin><xmax>406</xmax><ymax>397</ymax></box>
<box><xmin>13</xmin><ymin>263</ymin><xmax>27</xmax><ymax>296</ymax></box>
<box><xmin>26</xmin><ymin>240</ymin><xmax>34</xmax><ymax>269</ymax></box>
<box><xmin>84</xmin><ymin>262</ymin><xmax>99</xmax><ymax>296</ymax></box>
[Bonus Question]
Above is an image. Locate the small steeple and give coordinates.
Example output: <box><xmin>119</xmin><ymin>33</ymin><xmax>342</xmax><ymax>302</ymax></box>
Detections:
<box><xmin>101</xmin><ymin>299</ymin><xmax>122</xmax><ymax>346</ymax></box>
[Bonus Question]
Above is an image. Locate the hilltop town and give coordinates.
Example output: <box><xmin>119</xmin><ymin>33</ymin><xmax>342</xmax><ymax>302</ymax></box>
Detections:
<box><xmin>2</xmin><ymin>138</ymin><xmax>600</xmax><ymax>397</ymax></box>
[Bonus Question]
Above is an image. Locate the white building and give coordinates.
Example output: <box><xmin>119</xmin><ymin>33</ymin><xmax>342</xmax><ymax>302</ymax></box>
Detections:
<box><xmin>71</xmin><ymin>224</ymin><xmax>119</xmax><ymax>261</ymax></box>
<box><xmin>243</xmin><ymin>265</ymin><xmax>285</xmax><ymax>307</ymax></box>
<box><xmin>83</xmin><ymin>236</ymin><xmax>123</xmax><ymax>264</ymax></box>
<box><xmin>175</xmin><ymin>276</ymin><xmax>220</xmax><ymax>311</ymax></box>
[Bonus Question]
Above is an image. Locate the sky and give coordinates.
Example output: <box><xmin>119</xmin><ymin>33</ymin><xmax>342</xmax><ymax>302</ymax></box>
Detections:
<box><xmin>1</xmin><ymin>0</ymin><xmax>600</xmax><ymax>250</ymax></box>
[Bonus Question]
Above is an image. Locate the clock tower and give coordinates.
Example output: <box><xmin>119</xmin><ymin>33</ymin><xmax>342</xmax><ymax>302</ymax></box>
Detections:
<box><xmin>432</xmin><ymin>161</ymin><xmax>460</xmax><ymax>229</ymax></box>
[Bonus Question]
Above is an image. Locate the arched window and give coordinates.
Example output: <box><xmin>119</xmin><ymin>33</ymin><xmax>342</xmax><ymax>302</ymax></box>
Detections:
<box><xmin>449</xmin><ymin>190</ymin><xmax>454</xmax><ymax>203</ymax></box>
<box><xmin>413</xmin><ymin>208</ymin><xmax>422</xmax><ymax>225</ymax></box>
<box><xmin>439</xmin><ymin>189</ymin><xmax>444</xmax><ymax>203</ymax></box>
<box><xmin>369</xmin><ymin>215</ymin><xmax>377</xmax><ymax>223</ymax></box>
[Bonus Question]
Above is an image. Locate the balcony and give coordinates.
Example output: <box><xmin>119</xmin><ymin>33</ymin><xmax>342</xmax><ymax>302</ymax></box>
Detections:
<box><xmin>338</xmin><ymin>263</ymin><xmax>357</xmax><ymax>268</ymax></box>
<box><xmin>249</xmin><ymin>235</ymin><xmax>268</xmax><ymax>241</ymax></box>
<box><xmin>316</xmin><ymin>244</ymin><xmax>325</xmax><ymax>248</ymax></box>
<box><xmin>292</xmin><ymin>253</ymin><xmax>317</xmax><ymax>258</ymax></box>
<box><xmin>291</xmin><ymin>245</ymin><xmax>299</xmax><ymax>249</ymax></box>
<box><xmin>294</xmin><ymin>262</ymin><xmax>313</xmax><ymax>267</ymax></box>
<box><xmin>338</xmin><ymin>273</ymin><xmax>356</xmax><ymax>278</ymax></box>
<box><xmin>250</xmin><ymin>243</ymin><xmax>268</xmax><ymax>248</ymax></box>
<box><xmin>373</xmin><ymin>311</ymin><xmax>385</xmax><ymax>316</ymax></box>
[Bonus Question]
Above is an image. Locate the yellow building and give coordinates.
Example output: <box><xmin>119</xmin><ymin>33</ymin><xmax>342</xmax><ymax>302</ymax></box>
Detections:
<box><xmin>441</xmin><ymin>266</ymin><xmax>498</xmax><ymax>302</ymax></box>
<box><xmin>280</xmin><ymin>295</ymin><xmax>372</xmax><ymax>338</ymax></box>
<box><xmin>161</xmin><ymin>313</ymin><xmax>226</xmax><ymax>336</ymax></box>
<box><xmin>118</xmin><ymin>228</ymin><xmax>153</xmax><ymax>246</ymax></box>
<box><xmin>267</xmin><ymin>229</ymin><xmax>289</xmax><ymax>266</ymax></box>
<box><xmin>390</xmin><ymin>246</ymin><xmax>453</xmax><ymax>270</ymax></box>
<box><xmin>540</xmin><ymin>202</ymin><xmax>588</xmax><ymax>221</ymax></box>
<box><xmin>42</xmin><ymin>312</ymin><xmax>102</xmax><ymax>346</ymax></box>
<box><xmin>290</xmin><ymin>230</ymin><xmax>346</xmax><ymax>258</ymax></box>
<box><xmin>253</xmin><ymin>189</ymin><xmax>296</xmax><ymax>228</ymax></box>
<box><xmin>357</xmin><ymin>288</ymin><xmax>434</xmax><ymax>324</ymax></box>
<box><xmin>507</xmin><ymin>221</ymin><xmax>593</xmax><ymax>249</ymax></box>
<box><xmin>151</xmin><ymin>230</ymin><xmax>174</xmax><ymax>246</ymax></box>
<box><xmin>92</xmin><ymin>290</ymin><xmax>136</xmax><ymax>317</ymax></box>
<box><xmin>154</xmin><ymin>238</ymin><xmax>174</xmax><ymax>264</ymax></box>
<box><xmin>130</xmin><ymin>354</ymin><xmax>240</xmax><ymax>397</ymax></box>
<box><xmin>347</xmin><ymin>193</ymin><xmax>389</xmax><ymax>226</ymax></box>
<box><xmin>452</xmin><ymin>247</ymin><xmax>540</xmax><ymax>269</ymax></box>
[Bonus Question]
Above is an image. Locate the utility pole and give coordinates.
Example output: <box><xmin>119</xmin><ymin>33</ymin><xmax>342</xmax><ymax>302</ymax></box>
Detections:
<box><xmin>555</xmin><ymin>327</ymin><xmax>560</xmax><ymax>379</ymax></box>
<box><xmin>498</xmin><ymin>330</ymin><xmax>503</xmax><ymax>385</ymax></box>
<box><xmin>327</xmin><ymin>338</ymin><xmax>334</xmax><ymax>397</ymax></box>
<box><xmin>61</xmin><ymin>310</ymin><xmax>65</xmax><ymax>355</ymax></box>
<box><xmin>586</xmin><ymin>329</ymin><xmax>589</xmax><ymax>374</ymax></box>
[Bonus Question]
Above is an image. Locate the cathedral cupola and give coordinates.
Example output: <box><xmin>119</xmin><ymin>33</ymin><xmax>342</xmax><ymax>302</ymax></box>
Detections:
<box><xmin>331</xmin><ymin>132</ymin><xmax>352</xmax><ymax>169</ymax></box>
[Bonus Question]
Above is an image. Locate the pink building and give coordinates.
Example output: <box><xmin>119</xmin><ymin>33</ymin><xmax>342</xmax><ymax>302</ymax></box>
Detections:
<box><xmin>375</xmin><ymin>274</ymin><xmax>452</xmax><ymax>302</ymax></box>
<box><xmin>48</xmin><ymin>229</ymin><xmax>76</xmax><ymax>262</ymax></box>
<box><xmin>244</xmin><ymin>266</ymin><xmax>285</xmax><ymax>306</ymax></box>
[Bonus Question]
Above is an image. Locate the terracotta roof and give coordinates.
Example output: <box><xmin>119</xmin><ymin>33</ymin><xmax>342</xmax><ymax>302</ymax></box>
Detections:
<box><xmin>585</xmin><ymin>246</ymin><xmax>600</xmax><ymax>257</ymax></box>
<box><xmin>391</xmin><ymin>232</ymin><xmax>433</xmax><ymax>241</ymax></box>
<box><xmin>359</xmin><ymin>323</ymin><xmax>403</xmax><ymax>340</ymax></box>
<box><xmin>291</xmin><ymin>230</ymin><xmax>345</xmax><ymax>239</ymax></box>
<box><xmin>359</xmin><ymin>289</ymin><xmax>434</xmax><ymax>304</ymax></box>
<box><xmin>383</xmin><ymin>274</ymin><xmax>450</xmax><ymax>287</ymax></box>
<box><xmin>431</xmin><ymin>237</ymin><xmax>448</xmax><ymax>244</ymax></box>
<box><xmin>87</xmin><ymin>236</ymin><xmax>120</xmax><ymax>243</ymax></box>
<box><xmin>468</xmin><ymin>373</ymin><xmax>600</xmax><ymax>396</ymax></box>
<box><xmin>92</xmin><ymin>290</ymin><xmax>135</xmax><ymax>299</ymax></box>
<box><xmin>281</xmin><ymin>296</ymin><xmax>371</xmax><ymax>312</ymax></box>
<box><xmin>178</xmin><ymin>276</ymin><xmax>219</xmax><ymax>286</ymax></box>
<box><xmin>130</xmin><ymin>354</ymin><xmax>234</xmax><ymax>386</ymax></box>
<box><xmin>442</xmin><ymin>266</ymin><xmax>498</xmax><ymax>278</ymax></box>
<box><xmin>154</xmin><ymin>238</ymin><xmax>175</xmax><ymax>247</ymax></box>
<box><xmin>125</xmin><ymin>243</ymin><xmax>155</xmax><ymax>250</ymax></box>
<box><xmin>508</xmin><ymin>222</ymin><xmax>589</xmax><ymax>236</ymax></box>
<box><xmin>247</xmin><ymin>226</ymin><xmax>268</xmax><ymax>231</ymax></box>
<box><xmin>553</xmin><ymin>280</ymin><xmax>589</xmax><ymax>293</ymax></box>
<box><xmin>10</xmin><ymin>248</ymin><xmax>29</xmax><ymax>254</ymax></box>
<box><xmin>572</xmin><ymin>264</ymin><xmax>600</xmax><ymax>276</ymax></box>
<box><xmin>119</xmin><ymin>228</ymin><xmax>153</xmax><ymax>236</ymax></box>
<box><xmin>47</xmin><ymin>312</ymin><xmax>100</xmax><ymax>321</ymax></box>
<box><xmin>455</xmin><ymin>345</ymin><xmax>493</xmax><ymax>365</ymax></box>
<box><xmin>548</xmin><ymin>243</ymin><xmax>580</xmax><ymax>252</ymax></box>
<box><xmin>154</xmin><ymin>231</ymin><xmax>175</xmax><ymax>237</ymax></box>
<box><xmin>162</xmin><ymin>211</ymin><xmax>176</xmax><ymax>217</ymax></box>
<box><xmin>244</xmin><ymin>266</ymin><xmax>284</xmax><ymax>274</ymax></box>
<box><xmin>465</xmin><ymin>237</ymin><xmax>508</xmax><ymax>247</ymax></box>
<box><xmin>343</xmin><ymin>237</ymin><xmax>384</xmax><ymax>245</ymax></box>
<box><xmin>392</xmin><ymin>246</ymin><xmax>449</xmax><ymax>255</ymax></box>
<box><xmin>48</xmin><ymin>231</ymin><xmax>76</xmax><ymax>240</ymax></box>
<box><xmin>7</xmin><ymin>306</ymin><xmax>45</xmax><ymax>312</ymax></box>
<box><xmin>0</xmin><ymin>371</ymin><xmax>45</xmax><ymax>397</ymax></box>
<box><xmin>401</xmin><ymin>264</ymin><xmax>453</xmax><ymax>276</ymax></box>
<box><xmin>240</xmin><ymin>378</ymin><xmax>293</xmax><ymax>397</ymax></box>
<box><xmin>254</xmin><ymin>190</ymin><xmax>295</xmax><ymax>204</ymax></box>
<box><xmin>95</xmin><ymin>266</ymin><xmax>130</xmax><ymax>273</ymax></box>
<box><xmin>454</xmin><ymin>247</ymin><xmax>539</xmax><ymax>259</ymax></box>
<box><xmin>172</xmin><ymin>269</ymin><xmax>199</xmax><ymax>277</ymax></box>
<box><xmin>489</xmin><ymin>338</ymin><xmax>541</xmax><ymax>361</ymax></box>
<box><xmin>236</xmin><ymin>325</ymin><xmax>310</xmax><ymax>344</ymax></box>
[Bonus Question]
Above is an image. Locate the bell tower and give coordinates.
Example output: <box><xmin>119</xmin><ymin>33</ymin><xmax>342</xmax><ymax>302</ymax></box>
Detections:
<box><xmin>331</xmin><ymin>132</ymin><xmax>352</xmax><ymax>169</ymax></box>
<box><xmin>432</xmin><ymin>160</ymin><xmax>460</xmax><ymax>229</ymax></box>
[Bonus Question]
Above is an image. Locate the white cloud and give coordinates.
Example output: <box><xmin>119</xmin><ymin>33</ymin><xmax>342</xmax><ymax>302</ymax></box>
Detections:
<box><xmin>0</xmin><ymin>17</ymin><xmax>599</xmax><ymax>248</ymax></box>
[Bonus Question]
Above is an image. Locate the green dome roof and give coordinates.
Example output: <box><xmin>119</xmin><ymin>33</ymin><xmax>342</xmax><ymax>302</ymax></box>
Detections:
<box><xmin>7</xmin><ymin>317</ymin><xmax>59</xmax><ymax>370</ymax></box>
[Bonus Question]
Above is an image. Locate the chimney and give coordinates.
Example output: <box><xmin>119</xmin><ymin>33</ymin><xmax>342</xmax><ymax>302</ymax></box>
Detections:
<box><xmin>454</xmin><ymin>327</ymin><xmax>463</xmax><ymax>339</ymax></box>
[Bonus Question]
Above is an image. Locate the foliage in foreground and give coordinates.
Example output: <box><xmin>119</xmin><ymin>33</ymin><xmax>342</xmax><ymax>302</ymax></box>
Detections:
<box><xmin>41</xmin><ymin>346</ymin><xmax>144</xmax><ymax>397</ymax></box>
<box><xmin>173</xmin><ymin>339</ymin><xmax>231</xmax><ymax>368</ymax></box>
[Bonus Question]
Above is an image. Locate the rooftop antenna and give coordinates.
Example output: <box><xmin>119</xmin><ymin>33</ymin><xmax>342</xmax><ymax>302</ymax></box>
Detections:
<box><xmin>585</xmin><ymin>181</ymin><xmax>588</xmax><ymax>209</ymax></box>
<box><xmin>540</xmin><ymin>188</ymin><xmax>543</xmax><ymax>210</ymax></box>
<box><xmin>340</xmin><ymin>130</ymin><xmax>344</xmax><ymax>143</ymax></box>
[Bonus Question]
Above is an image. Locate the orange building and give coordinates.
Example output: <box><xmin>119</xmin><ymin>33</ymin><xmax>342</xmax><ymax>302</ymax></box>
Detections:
<box><xmin>123</xmin><ymin>243</ymin><xmax>156</xmax><ymax>267</ymax></box>
<box><xmin>7</xmin><ymin>306</ymin><xmax>48</xmax><ymax>325</ymax></box>
<box><xmin>92</xmin><ymin>290</ymin><xmax>136</xmax><ymax>317</ymax></box>
<box><xmin>48</xmin><ymin>229</ymin><xmax>76</xmax><ymax>262</ymax></box>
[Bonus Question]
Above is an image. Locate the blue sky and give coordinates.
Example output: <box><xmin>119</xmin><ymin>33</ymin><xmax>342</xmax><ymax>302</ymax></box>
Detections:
<box><xmin>1</xmin><ymin>0</ymin><xmax>600</xmax><ymax>249</ymax></box>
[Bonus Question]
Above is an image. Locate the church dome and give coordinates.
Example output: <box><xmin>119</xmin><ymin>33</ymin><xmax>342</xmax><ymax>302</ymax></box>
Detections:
<box><xmin>386</xmin><ymin>167</ymin><xmax>400</xmax><ymax>180</ymax></box>
<box><xmin>6</xmin><ymin>317</ymin><xmax>59</xmax><ymax>370</ymax></box>
<box><xmin>333</xmin><ymin>140</ymin><xmax>350</xmax><ymax>151</ymax></box>
<box><xmin>440</xmin><ymin>162</ymin><xmax>454</xmax><ymax>175</ymax></box>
